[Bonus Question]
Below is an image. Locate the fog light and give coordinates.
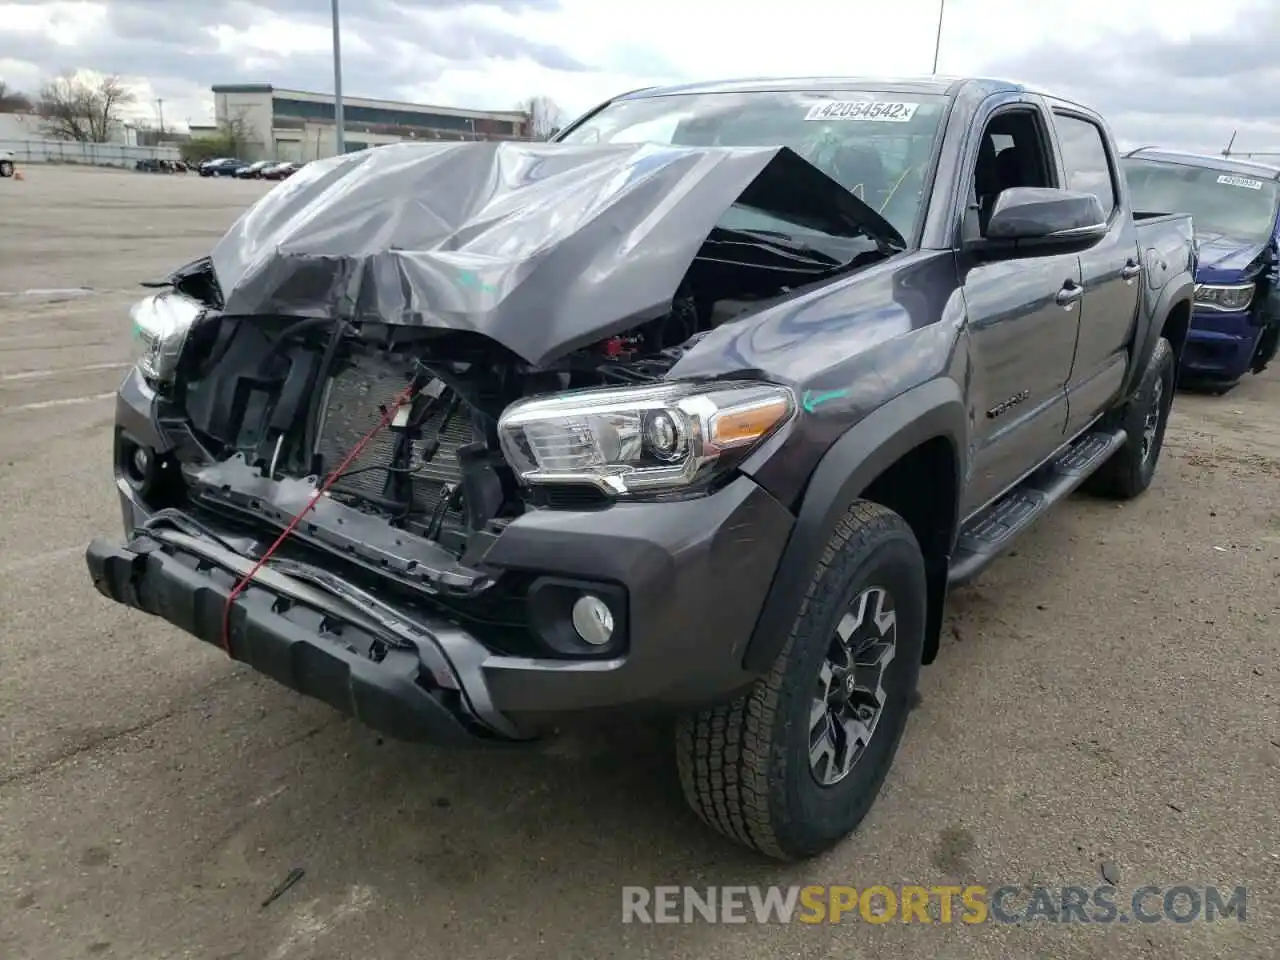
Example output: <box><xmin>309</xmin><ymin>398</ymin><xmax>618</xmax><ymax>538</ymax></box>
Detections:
<box><xmin>571</xmin><ymin>594</ymin><xmax>614</xmax><ymax>646</ymax></box>
<box><xmin>122</xmin><ymin>441</ymin><xmax>155</xmax><ymax>489</ymax></box>
<box><xmin>131</xmin><ymin>446</ymin><xmax>151</xmax><ymax>478</ymax></box>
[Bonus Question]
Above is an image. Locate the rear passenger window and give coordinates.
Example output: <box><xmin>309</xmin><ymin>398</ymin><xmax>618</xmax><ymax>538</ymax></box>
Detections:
<box><xmin>1055</xmin><ymin>113</ymin><xmax>1116</xmax><ymax>217</ymax></box>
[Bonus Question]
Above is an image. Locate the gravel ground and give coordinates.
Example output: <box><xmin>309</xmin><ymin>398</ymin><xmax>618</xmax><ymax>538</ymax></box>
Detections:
<box><xmin>1</xmin><ymin>165</ymin><xmax>1277</xmax><ymax>960</ymax></box>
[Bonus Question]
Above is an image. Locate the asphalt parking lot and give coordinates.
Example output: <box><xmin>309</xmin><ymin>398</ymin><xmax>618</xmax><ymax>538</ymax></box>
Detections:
<box><xmin>1</xmin><ymin>164</ymin><xmax>1277</xmax><ymax>960</ymax></box>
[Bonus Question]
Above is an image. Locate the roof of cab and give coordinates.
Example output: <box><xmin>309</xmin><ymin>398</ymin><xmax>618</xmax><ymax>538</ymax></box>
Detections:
<box><xmin>611</xmin><ymin>75</ymin><xmax>1109</xmax><ymax>119</ymax></box>
<box><xmin>614</xmin><ymin>75</ymin><xmax>1027</xmax><ymax>100</ymax></box>
<box><xmin>1122</xmin><ymin>147</ymin><xmax>1280</xmax><ymax>181</ymax></box>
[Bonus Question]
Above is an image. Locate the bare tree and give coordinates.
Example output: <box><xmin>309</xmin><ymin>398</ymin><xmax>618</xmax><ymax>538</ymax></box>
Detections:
<box><xmin>0</xmin><ymin>80</ymin><xmax>34</xmax><ymax>113</ymax></box>
<box><xmin>37</xmin><ymin>73</ymin><xmax>136</xmax><ymax>142</ymax></box>
<box><xmin>220</xmin><ymin>107</ymin><xmax>258</xmax><ymax>156</ymax></box>
<box><xmin>516</xmin><ymin>95</ymin><xmax>564</xmax><ymax>139</ymax></box>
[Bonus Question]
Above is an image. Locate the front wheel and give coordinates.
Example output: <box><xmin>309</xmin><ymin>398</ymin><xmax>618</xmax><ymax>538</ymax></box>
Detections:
<box><xmin>0</xmin><ymin>160</ymin><xmax>13</xmax><ymax>178</ymax></box>
<box><xmin>1084</xmin><ymin>335</ymin><xmax>1176</xmax><ymax>500</ymax></box>
<box><xmin>676</xmin><ymin>500</ymin><xmax>925</xmax><ymax>861</ymax></box>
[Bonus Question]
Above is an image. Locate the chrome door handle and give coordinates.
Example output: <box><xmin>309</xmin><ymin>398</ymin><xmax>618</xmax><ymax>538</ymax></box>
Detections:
<box><xmin>1121</xmin><ymin>260</ymin><xmax>1142</xmax><ymax>282</ymax></box>
<box><xmin>1055</xmin><ymin>282</ymin><xmax>1084</xmax><ymax>309</ymax></box>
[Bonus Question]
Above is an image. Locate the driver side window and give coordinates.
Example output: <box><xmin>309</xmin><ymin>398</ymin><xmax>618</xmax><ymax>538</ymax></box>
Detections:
<box><xmin>966</xmin><ymin>109</ymin><xmax>1057</xmax><ymax>240</ymax></box>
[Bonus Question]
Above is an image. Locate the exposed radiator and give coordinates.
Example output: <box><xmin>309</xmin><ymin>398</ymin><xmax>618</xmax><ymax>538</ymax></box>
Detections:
<box><xmin>312</xmin><ymin>352</ymin><xmax>475</xmax><ymax>526</ymax></box>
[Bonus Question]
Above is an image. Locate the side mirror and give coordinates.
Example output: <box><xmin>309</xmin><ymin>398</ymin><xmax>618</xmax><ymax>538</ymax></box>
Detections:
<box><xmin>985</xmin><ymin>187</ymin><xmax>1108</xmax><ymax>246</ymax></box>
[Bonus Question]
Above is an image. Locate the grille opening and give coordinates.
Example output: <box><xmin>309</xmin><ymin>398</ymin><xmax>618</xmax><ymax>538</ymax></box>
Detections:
<box><xmin>312</xmin><ymin>351</ymin><xmax>479</xmax><ymax>549</ymax></box>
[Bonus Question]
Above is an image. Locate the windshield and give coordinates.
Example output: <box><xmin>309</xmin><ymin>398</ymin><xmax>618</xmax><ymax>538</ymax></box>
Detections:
<box><xmin>559</xmin><ymin>90</ymin><xmax>949</xmax><ymax>243</ymax></box>
<box><xmin>1122</xmin><ymin>158</ymin><xmax>1280</xmax><ymax>245</ymax></box>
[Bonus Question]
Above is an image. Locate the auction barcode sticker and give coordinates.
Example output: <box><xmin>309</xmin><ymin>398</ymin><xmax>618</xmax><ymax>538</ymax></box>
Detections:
<box><xmin>804</xmin><ymin>100</ymin><xmax>920</xmax><ymax>122</ymax></box>
<box><xmin>1217</xmin><ymin>174</ymin><xmax>1264</xmax><ymax>190</ymax></box>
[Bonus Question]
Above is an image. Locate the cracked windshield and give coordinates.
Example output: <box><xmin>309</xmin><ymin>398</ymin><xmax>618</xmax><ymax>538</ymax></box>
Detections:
<box><xmin>559</xmin><ymin>91</ymin><xmax>948</xmax><ymax>242</ymax></box>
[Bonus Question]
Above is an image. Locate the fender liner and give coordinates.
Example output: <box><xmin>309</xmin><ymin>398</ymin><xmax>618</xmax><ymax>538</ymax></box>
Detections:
<box><xmin>742</xmin><ymin>378</ymin><xmax>967</xmax><ymax>673</ymax></box>
<box><xmin>1122</xmin><ymin>273</ymin><xmax>1193</xmax><ymax>398</ymax></box>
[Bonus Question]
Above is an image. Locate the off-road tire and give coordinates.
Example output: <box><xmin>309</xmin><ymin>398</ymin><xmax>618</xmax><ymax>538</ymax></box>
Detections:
<box><xmin>0</xmin><ymin>160</ymin><xmax>14</xmax><ymax>178</ymax></box>
<box><xmin>676</xmin><ymin>500</ymin><xmax>926</xmax><ymax>861</ymax></box>
<box><xmin>1084</xmin><ymin>335</ymin><xmax>1176</xmax><ymax>500</ymax></box>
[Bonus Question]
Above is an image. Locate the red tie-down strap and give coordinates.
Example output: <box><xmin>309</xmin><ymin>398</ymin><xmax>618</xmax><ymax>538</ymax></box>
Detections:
<box><xmin>219</xmin><ymin>382</ymin><xmax>420</xmax><ymax>654</ymax></box>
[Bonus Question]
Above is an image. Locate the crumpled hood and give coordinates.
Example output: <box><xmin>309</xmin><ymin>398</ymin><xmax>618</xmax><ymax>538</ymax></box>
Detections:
<box><xmin>1193</xmin><ymin>232</ymin><xmax>1273</xmax><ymax>284</ymax></box>
<box><xmin>207</xmin><ymin>140</ymin><xmax>902</xmax><ymax>367</ymax></box>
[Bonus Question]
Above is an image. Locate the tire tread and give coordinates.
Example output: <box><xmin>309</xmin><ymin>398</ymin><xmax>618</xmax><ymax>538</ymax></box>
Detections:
<box><xmin>676</xmin><ymin>500</ymin><xmax>915</xmax><ymax>859</ymax></box>
<box><xmin>1084</xmin><ymin>336</ymin><xmax>1174</xmax><ymax>500</ymax></box>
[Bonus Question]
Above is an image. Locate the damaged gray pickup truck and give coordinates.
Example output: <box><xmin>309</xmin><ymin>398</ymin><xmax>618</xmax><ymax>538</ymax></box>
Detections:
<box><xmin>87</xmin><ymin>77</ymin><xmax>1196</xmax><ymax>860</ymax></box>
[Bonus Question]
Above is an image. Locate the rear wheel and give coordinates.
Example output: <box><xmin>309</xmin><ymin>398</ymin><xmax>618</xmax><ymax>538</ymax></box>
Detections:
<box><xmin>1085</xmin><ymin>335</ymin><xmax>1175</xmax><ymax>500</ymax></box>
<box><xmin>0</xmin><ymin>160</ymin><xmax>14</xmax><ymax>178</ymax></box>
<box><xmin>676</xmin><ymin>500</ymin><xmax>925</xmax><ymax>860</ymax></box>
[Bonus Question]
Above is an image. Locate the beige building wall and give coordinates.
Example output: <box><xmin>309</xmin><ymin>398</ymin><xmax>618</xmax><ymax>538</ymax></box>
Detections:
<box><xmin>212</xmin><ymin>83</ymin><xmax>532</xmax><ymax>163</ymax></box>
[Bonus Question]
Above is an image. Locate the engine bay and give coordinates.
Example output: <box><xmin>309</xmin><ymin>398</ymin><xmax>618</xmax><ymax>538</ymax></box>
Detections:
<box><xmin>173</xmin><ymin>280</ymin><xmax>795</xmax><ymax>557</ymax></box>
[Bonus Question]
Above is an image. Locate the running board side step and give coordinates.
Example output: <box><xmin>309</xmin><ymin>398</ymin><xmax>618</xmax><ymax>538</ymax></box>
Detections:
<box><xmin>947</xmin><ymin>427</ymin><xmax>1127</xmax><ymax>587</ymax></box>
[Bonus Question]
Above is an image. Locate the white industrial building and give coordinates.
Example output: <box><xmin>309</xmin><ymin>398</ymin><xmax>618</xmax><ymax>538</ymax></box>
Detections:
<box><xmin>0</xmin><ymin>111</ymin><xmax>139</xmax><ymax>145</ymax></box>
<box><xmin>212</xmin><ymin>83</ymin><xmax>533</xmax><ymax>162</ymax></box>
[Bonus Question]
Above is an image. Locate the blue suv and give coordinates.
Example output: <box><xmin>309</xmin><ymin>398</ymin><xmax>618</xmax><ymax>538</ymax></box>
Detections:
<box><xmin>1122</xmin><ymin>148</ymin><xmax>1280</xmax><ymax>388</ymax></box>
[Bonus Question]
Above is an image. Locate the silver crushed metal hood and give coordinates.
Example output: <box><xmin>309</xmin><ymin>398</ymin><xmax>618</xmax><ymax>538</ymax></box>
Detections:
<box><xmin>207</xmin><ymin>140</ymin><xmax>904</xmax><ymax>367</ymax></box>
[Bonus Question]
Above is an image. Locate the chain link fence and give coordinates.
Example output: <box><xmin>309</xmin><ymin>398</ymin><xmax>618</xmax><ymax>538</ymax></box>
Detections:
<box><xmin>0</xmin><ymin>139</ymin><xmax>182</xmax><ymax>167</ymax></box>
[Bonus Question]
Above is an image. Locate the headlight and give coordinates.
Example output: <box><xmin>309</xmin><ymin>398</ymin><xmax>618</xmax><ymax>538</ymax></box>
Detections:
<box><xmin>497</xmin><ymin>380</ymin><xmax>795</xmax><ymax>495</ymax></box>
<box><xmin>1194</xmin><ymin>282</ymin><xmax>1255</xmax><ymax>312</ymax></box>
<box><xmin>130</xmin><ymin>292</ymin><xmax>205</xmax><ymax>384</ymax></box>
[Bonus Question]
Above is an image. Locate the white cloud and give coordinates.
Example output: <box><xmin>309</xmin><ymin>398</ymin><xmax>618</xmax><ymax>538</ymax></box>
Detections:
<box><xmin>210</xmin><ymin>19</ymin><xmax>340</xmax><ymax>58</ymax></box>
<box><xmin>0</xmin><ymin>0</ymin><xmax>1276</xmax><ymax>156</ymax></box>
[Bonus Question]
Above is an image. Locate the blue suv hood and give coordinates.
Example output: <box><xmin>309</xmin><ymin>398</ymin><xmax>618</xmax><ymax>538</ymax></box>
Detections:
<box><xmin>1194</xmin><ymin>232</ymin><xmax>1273</xmax><ymax>285</ymax></box>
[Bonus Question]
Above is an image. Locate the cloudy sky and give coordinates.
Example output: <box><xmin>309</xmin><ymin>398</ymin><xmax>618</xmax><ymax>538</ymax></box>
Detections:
<box><xmin>1</xmin><ymin>0</ymin><xmax>1277</xmax><ymax>155</ymax></box>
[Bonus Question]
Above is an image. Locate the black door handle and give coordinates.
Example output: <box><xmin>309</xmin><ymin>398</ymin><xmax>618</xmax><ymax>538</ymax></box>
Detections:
<box><xmin>1055</xmin><ymin>281</ymin><xmax>1084</xmax><ymax>309</ymax></box>
<box><xmin>1121</xmin><ymin>259</ymin><xmax>1142</xmax><ymax>282</ymax></box>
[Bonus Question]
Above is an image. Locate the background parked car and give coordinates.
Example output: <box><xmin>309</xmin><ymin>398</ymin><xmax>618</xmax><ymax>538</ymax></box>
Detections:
<box><xmin>199</xmin><ymin>158</ymin><xmax>248</xmax><ymax>178</ymax></box>
<box><xmin>235</xmin><ymin>160</ymin><xmax>275</xmax><ymax>179</ymax></box>
<box><xmin>261</xmin><ymin>161</ymin><xmax>302</xmax><ymax>181</ymax></box>
<box><xmin>138</xmin><ymin>159</ymin><xmax>188</xmax><ymax>174</ymax></box>
<box><xmin>1122</xmin><ymin>148</ymin><xmax>1280</xmax><ymax>389</ymax></box>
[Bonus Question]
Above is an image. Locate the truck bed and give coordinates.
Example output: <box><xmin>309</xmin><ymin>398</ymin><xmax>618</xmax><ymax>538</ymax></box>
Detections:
<box><xmin>1134</xmin><ymin>212</ymin><xmax>1196</xmax><ymax>290</ymax></box>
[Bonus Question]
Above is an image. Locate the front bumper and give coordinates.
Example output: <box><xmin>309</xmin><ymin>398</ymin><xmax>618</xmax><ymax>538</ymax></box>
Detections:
<box><xmin>96</xmin><ymin>370</ymin><xmax>795</xmax><ymax>742</ymax></box>
<box><xmin>1182</xmin><ymin>307</ymin><xmax>1262</xmax><ymax>381</ymax></box>
<box><xmin>87</xmin><ymin>530</ymin><xmax>514</xmax><ymax>744</ymax></box>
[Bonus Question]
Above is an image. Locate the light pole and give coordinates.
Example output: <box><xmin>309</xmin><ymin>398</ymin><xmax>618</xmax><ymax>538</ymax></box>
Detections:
<box><xmin>331</xmin><ymin>0</ymin><xmax>345</xmax><ymax>155</ymax></box>
<box><xmin>931</xmin><ymin>0</ymin><xmax>946</xmax><ymax>74</ymax></box>
<box><xmin>156</xmin><ymin>98</ymin><xmax>165</xmax><ymax>135</ymax></box>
